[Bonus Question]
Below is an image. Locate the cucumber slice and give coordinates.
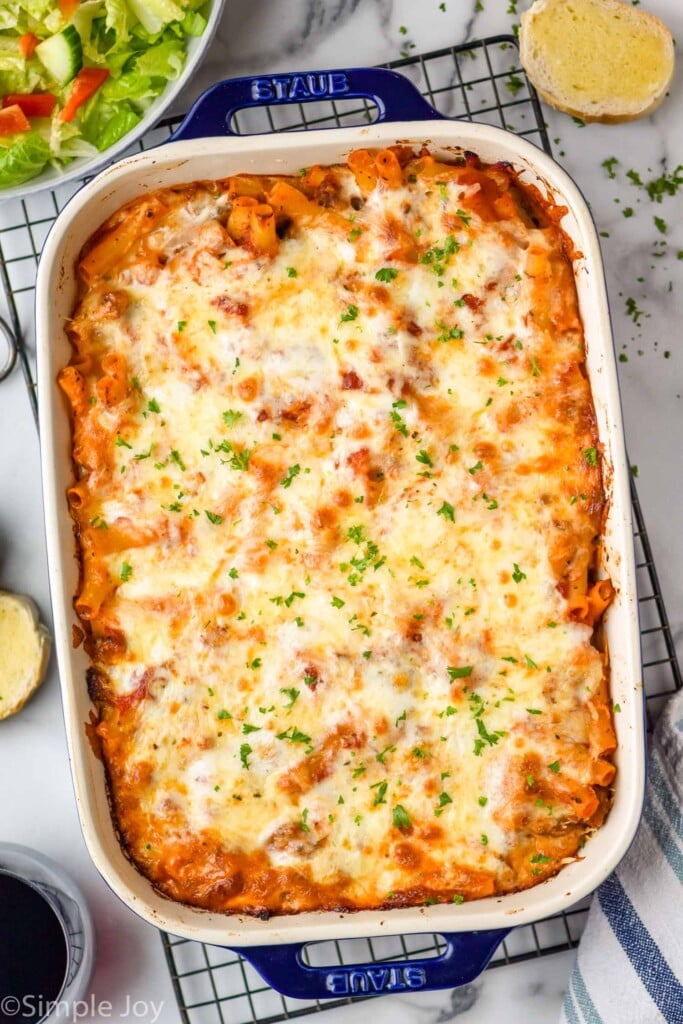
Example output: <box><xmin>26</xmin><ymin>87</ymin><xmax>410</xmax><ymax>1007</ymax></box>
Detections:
<box><xmin>35</xmin><ymin>25</ymin><xmax>83</xmax><ymax>86</ymax></box>
<box><xmin>126</xmin><ymin>0</ymin><xmax>185</xmax><ymax>35</ymax></box>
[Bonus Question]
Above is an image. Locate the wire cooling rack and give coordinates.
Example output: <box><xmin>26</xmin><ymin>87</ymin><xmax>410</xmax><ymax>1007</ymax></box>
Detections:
<box><xmin>1</xmin><ymin>33</ymin><xmax>680</xmax><ymax>1024</ymax></box>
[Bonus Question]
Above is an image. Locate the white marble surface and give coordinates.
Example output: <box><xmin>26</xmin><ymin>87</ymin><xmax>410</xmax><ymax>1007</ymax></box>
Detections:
<box><xmin>1</xmin><ymin>1</ymin><xmax>681</xmax><ymax>1022</ymax></box>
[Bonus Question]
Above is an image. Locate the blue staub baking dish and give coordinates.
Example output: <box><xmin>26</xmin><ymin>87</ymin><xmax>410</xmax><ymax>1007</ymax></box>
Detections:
<box><xmin>37</xmin><ymin>64</ymin><xmax>643</xmax><ymax>1001</ymax></box>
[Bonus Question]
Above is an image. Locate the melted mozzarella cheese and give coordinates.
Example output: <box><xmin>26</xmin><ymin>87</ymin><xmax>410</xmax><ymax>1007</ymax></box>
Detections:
<box><xmin>65</xmin><ymin>156</ymin><xmax>612</xmax><ymax>913</ymax></box>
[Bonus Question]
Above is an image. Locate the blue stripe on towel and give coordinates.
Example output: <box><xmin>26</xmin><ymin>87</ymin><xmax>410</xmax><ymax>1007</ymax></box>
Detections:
<box><xmin>598</xmin><ymin>873</ymin><xmax>683</xmax><ymax>1018</ymax></box>
<box><xmin>572</xmin><ymin>961</ymin><xmax>603</xmax><ymax>1023</ymax></box>
<box><xmin>563</xmin><ymin>983</ymin><xmax>582</xmax><ymax>1024</ymax></box>
<box><xmin>649</xmin><ymin>748</ymin><xmax>683</xmax><ymax>842</ymax></box>
<box><xmin>643</xmin><ymin>794</ymin><xmax>683</xmax><ymax>882</ymax></box>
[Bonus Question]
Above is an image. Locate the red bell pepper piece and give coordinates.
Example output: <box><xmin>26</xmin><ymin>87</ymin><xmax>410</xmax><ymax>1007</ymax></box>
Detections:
<box><xmin>3</xmin><ymin>94</ymin><xmax>58</xmax><ymax>118</ymax></box>
<box><xmin>0</xmin><ymin>105</ymin><xmax>32</xmax><ymax>136</ymax></box>
<box><xmin>59</xmin><ymin>68</ymin><xmax>109</xmax><ymax>123</ymax></box>
<box><xmin>19</xmin><ymin>33</ymin><xmax>39</xmax><ymax>59</ymax></box>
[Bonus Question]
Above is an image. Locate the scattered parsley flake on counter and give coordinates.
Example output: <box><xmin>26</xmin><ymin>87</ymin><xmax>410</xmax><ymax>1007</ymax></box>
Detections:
<box><xmin>602</xmin><ymin>157</ymin><xmax>619</xmax><ymax>179</ymax></box>
<box><xmin>623</xmin><ymin>207</ymin><xmax>634</xmax><ymax>218</ymax></box>
<box><xmin>205</xmin><ymin>510</ymin><xmax>223</xmax><ymax>525</ymax></box>
<box><xmin>654</xmin><ymin>216</ymin><xmax>667</xmax><ymax>234</ymax></box>
<box><xmin>448</xmin><ymin>665</ymin><xmax>473</xmax><ymax>680</ymax></box>
<box><xmin>506</xmin><ymin>74</ymin><xmax>524</xmax><ymax>95</ymax></box>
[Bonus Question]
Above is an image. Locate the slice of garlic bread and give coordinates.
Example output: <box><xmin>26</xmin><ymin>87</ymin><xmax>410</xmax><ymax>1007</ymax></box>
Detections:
<box><xmin>520</xmin><ymin>0</ymin><xmax>674</xmax><ymax>123</ymax></box>
<box><xmin>0</xmin><ymin>592</ymin><xmax>51</xmax><ymax>720</ymax></box>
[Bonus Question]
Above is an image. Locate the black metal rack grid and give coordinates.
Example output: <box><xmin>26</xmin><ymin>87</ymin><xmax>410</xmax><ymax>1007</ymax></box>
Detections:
<box><xmin>0</xmin><ymin>34</ymin><xmax>679</xmax><ymax>1024</ymax></box>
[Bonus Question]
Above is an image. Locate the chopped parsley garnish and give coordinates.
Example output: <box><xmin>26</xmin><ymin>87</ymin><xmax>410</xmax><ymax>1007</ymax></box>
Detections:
<box><xmin>177</xmin><ymin>321</ymin><xmax>186</xmax><ymax>332</ymax></box>
<box><xmin>286</xmin><ymin>266</ymin><xmax>298</xmax><ymax>278</ymax></box>
<box><xmin>216</xmin><ymin>709</ymin><xmax>231</xmax><ymax>720</ymax></box>
<box><xmin>448</xmin><ymin>665</ymin><xmax>473</xmax><ymax>680</ymax></box>
<box><xmin>331</xmin><ymin>596</ymin><xmax>345</xmax><ymax>608</ymax></box>
<box><xmin>265</xmin><ymin>538</ymin><xmax>277</xmax><ymax>549</ymax></box>
<box><xmin>373</xmin><ymin>781</ymin><xmax>388</xmax><ymax>806</ymax></box>
<box><xmin>280</xmin><ymin>687</ymin><xmax>300</xmax><ymax>709</ymax></box>
<box><xmin>222</xmin><ymin>410</ymin><xmax>243</xmax><ymax>427</ymax></box>
<box><xmin>530</xmin><ymin>853</ymin><xmax>551</xmax><ymax>864</ymax></box>
<box><xmin>242</xmin><ymin>722</ymin><xmax>261</xmax><ymax>733</ymax></box>
<box><xmin>420</xmin><ymin>235</ymin><xmax>459</xmax><ymax>276</ymax></box>
<box><xmin>416</xmin><ymin>449</ymin><xmax>433</xmax><ymax>468</ymax></box>
<box><xmin>437</xmin><ymin>791</ymin><xmax>452</xmax><ymax>807</ymax></box>
<box><xmin>456</xmin><ymin>208</ymin><xmax>471</xmax><ymax>225</ymax></box>
<box><xmin>480</xmin><ymin>833</ymin><xmax>489</xmax><ymax>845</ymax></box>
<box><xmin>120</xmin><ymin>561</ymin><xmax>133</xmax><ymax>582</ymax></box>
<box><xmin>392</xmin><ymin>804</ymin><xmax>411</xmax><ymax>829</ymax></box>
<box><xmin>240</xmin><ymin>743</ymin><xmax>252</xmax><ymax>769</ymax></box>
<box><xmin>276</xmin><ymin>726</ymin><xmax>312</xmax><ymax>745</ymax></box>
<box><xmin>524</xmin><ymin>654</ymin><xmax>538</xmax><ymax>670</ymax></box>
<box><xmin>348</xmin><ymin>227</ymin><xmax>362</xmax><ymax>242</ymax></box>
<box><xmin>548</xmin><ymin>761</ymin><xmax>561</xmax><ymax>773</ymax></box>
<box><xmin>147</xmin><ymin>398</ymin><xmax>161</xmax><ymax>413</ymax></box>
<box><xmin>207</xmin><ymin>319</ymin><xmax>217</xmax><ymax>334</ymax></box>
<box><xmin>340</xmin><ymin>304</ymin><xmax>359</xmax><ymax>323</ymax></box>
<box><xmin>170</xmin><ymin>449</ymin><xmax>186</xmax><ymax>471</ymax></box>
<box><xmin>583</xmin><ymin>447</ymin><xmax>598</xmax><ymax>466</ymax></box>
<box><xmin>281</xmin><ymin>464</ymin><xmax>301</xmax><ymax>488</ymax></box>
<box><xmin>436</xmin><ymin>501</ymin><xmax>456</xmax><ymax>524</ymax></box>
<box><xmin>453</xmin><ymin>893</ymin><xmax>464</xmax><ymax>904</ymax></box>
<box><xmin>468</xmin><ymin>460</ymin><xmax>483</xmax><ymax>474</ymax></box>
<box><xmin>526</xmin><ymin>707</ymin><xmax>543</xmax><ymax>715</ymax></box>
<box><xmin>375</xmin><ymin>267</ymin><xmax>398</xmax><ymax>283</ymax></box>
<box><xmin>205</xmin><ymin>510</ymin><xmax>223</xmax><ymax>525</ymax></box>
<box><xmin>478</xmin><ymin>795</ymin><xmax>488</xmax><ymax>806</ymax></box>
<box><xmin>512</xmin><ymin>563</ymin><xmax>527</xmax><ymax>583</ymax></box>
<box><xmin>247</xmin><ymin>659</ymin><xmax>262</xmax><ymax>671</ymax></box>
<box><xmin>299</xmin><ymin>808</ymin><xmax>310</xmax><ymax>832</ymax></box>
<box><xmin>530</xmin><ymin>356</ymin><xmax>541</xmax><ymax>377</ymax></box>
<box><xmin>115</xmin><ymin>435</ymin><xmax>132</xmax><ymax>449</ymax></box>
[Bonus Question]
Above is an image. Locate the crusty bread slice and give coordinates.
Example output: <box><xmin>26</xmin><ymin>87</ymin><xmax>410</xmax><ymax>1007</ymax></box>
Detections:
<box><xmin>519</xmin><ymin>0</ymin><xmax>674</xmax><ymax>123</ymax></box>
<box><xmin>0</xmin><ymin>591</ymin><xmax>51</xmax><ymax>720</ymax></box>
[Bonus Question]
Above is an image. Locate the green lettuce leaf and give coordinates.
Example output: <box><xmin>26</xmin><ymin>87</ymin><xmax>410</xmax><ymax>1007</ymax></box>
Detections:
<box><xmin>0</xmin><ymin>132</ymin><xmax>51</xmax><ymax>187</ymax></box>
<box><xmin>129</xmin><ymin>36</ymin><xmax>184</xmax><ymax>78</ymax></box>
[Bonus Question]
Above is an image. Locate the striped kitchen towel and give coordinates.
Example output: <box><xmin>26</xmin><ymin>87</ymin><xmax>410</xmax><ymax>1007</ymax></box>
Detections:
<box><xmin>561</xmin><ymin>688</ymin><xmax>683</xmax><ymax>1024</ymax></box>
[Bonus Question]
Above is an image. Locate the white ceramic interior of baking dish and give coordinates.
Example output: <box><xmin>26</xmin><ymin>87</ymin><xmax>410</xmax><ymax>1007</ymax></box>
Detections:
<box><xmin>36</xmin><ymin>120</ymin><xmax>644</xmax><ymax>945</ymax></box>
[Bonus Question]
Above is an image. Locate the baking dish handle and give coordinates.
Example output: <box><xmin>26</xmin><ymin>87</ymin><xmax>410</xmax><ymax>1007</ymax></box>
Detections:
<box><xmin>171</xmin><ymin>67</ymin><xmax>445</xmax><ymax>141</ymax></box>
<box><xmin>230</xmin><ymin>928</ymin><xmax>509</xmax><ymax>999</ymax></box>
